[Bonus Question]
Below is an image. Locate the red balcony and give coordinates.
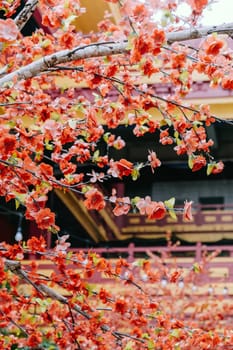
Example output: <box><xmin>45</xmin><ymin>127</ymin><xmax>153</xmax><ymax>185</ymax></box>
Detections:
<box><xmin>120</xmin><ymin>204</ymin><xmax>233</xmax><ymax>243</ymax></box>
<box><xmin>22</xmin><ymin>242</ymin><xmax>233</xmax><ymax>297</ymax></box>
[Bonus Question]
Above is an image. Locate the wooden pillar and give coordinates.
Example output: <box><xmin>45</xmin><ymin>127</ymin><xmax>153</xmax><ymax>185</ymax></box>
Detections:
<box><xmin>127</xmin><ymin>242</ymin><xmax>135</xmax><ymax>262</ymax></box>
<box><xmin>195</xmin><ymin>242</ymin><xmax>202</xmax><ymax>262</ymax></box>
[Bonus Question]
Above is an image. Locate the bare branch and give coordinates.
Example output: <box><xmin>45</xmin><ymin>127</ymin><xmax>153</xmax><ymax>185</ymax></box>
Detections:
<box><xmin>1</xmin><ymin>22</ymin><xmax>233</xmax><ymax>88</ymax></box>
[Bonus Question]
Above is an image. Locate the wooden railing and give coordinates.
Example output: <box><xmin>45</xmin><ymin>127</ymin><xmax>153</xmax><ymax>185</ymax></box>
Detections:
<box><xmin>71</xmin><ymin>242</ymin><xmax>233</xmax><ymax>262</ymax></box>
<box><xmin>24</xmin><ymin>243</ymin><xmax>233</xmax><ymax>296</ymax></box>
<box><xmin>122</xmin><ymin>204</ymin><xmax>233</xmax><ymax>239</ymax></box>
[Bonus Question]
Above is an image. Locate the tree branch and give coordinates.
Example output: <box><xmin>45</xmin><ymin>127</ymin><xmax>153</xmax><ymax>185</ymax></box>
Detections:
<box><xmin>4</xmin><ymin>259</ymin><xmax>91</xmax><ymax>320</ymax></box>
<box><xmin>166</xmin><ymin>22</ymin><xmax>233</xmax><ymax>43</ymax></box>
<box><xmin>14</xmin><ymin>0</ymin><xmax>39</xmax><ymax>31</ymax></box>
<box><xmin>0</xmin><ymin>309</ymin><xmax>28</xmax><ymax>337</ymax></box>
<box><xmin>1</xmin><ymin>22</ymin><xmax>233</xmax><ymax>88</ymax></box>
<box><xmin>5</xmin><ymin>258</ymin><xmax>146</xmax><ymax>341</ymax></box>
<box><xmin>0</xmin><ymin>41</ymin><xmax>128</xmax><ymax>87</ymax></box>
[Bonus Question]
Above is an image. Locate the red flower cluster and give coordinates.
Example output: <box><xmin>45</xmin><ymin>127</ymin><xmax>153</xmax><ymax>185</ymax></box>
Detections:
<box><xmin>84</xmin><ymin>188</ymin><xmax>106</xmax><ymax>211</ymax></box>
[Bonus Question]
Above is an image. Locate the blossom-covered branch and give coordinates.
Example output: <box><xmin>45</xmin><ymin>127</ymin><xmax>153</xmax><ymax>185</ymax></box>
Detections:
<box><xmin>1</xmin><ymin>22</ymin><xmax>233</xmax><ymax>87</ymax></box>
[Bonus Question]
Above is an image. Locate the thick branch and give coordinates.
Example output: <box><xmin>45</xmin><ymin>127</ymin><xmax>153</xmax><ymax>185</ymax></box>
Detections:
<box><xmin>4</xmin><ymin>259</ymin><xmax>91</xmax><ymax>320</ymax></box>
<box><xmin>14</xmin><ymin>0</ymin><xmax>39</xmax><ymax>31</ymax></box>
<box><xmin>0</xmin><ymin>22</ymin><xmax>233</xmax><ymax>87</ymax></box>
<box><xmin>0</xmin><ymin>41</ymin><xmax>128</xmax><ymax>87</ymax></box>
<box><xmin>166</xmin><ymin>22</ymin><xmax>233</xmax><ymax>43</ymax></box>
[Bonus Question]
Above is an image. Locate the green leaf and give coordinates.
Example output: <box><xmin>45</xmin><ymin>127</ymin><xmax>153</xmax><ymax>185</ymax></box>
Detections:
<box><xmin>85</xmin><ymin>283</ymin><xmax>95</xmax><ymax>296</ymax></box>
<box><xmin>62</xmin><ymin>15</ymin><xmax>77</xmax><ymax>31</ymax></box>
<box><xmin>48</xmin><ymin>225</ymin><xmax>59</xmax><ymax>234</ymax></box>
<box><xmin>103</xmin><ymin>132</ymin><xmax>110</xmax><ymax>142</ymax></box>
<box><xmin>89</xmin><ymin>252</ymin><xmax>99</xmax><ymax>266</ymax></box>
<box><xmin>132</xmin><ymin>259</ymin><xmax>144</xmax><ymax>267</ymax></box>
<box><xmin>92</xmin><ymin>92</ymin><xmax>101</xmax><ymax>102</ymax></box>
<box><xmin>142</xmin><ymin>334</ymin><xmax>155</xmax><ymax>350</ymax></box>
<box><xmin>15</xmin><ymin>198</ymin><xmax>20</xmax><ymax>210</ymax></box>
<box><xmin>193</xmin><ymin>120</ymin><xmax>203</xmax><ymax>128</ymax></box>
<box><xmin>168</xmin><ymin>209</ymin><xmax>177</xmax><ymax>220</ymax></box>
<box><xmin>34</xmin><ymin>151</ymin><xmax>43</xmax><ymax>161</ymax></box>
<box><xmin>131</xmin><ymin>168</ymin><xmax>140</xmax><ymax>181</ymax></box>
<box><xmin>103</xmin><ymin>56</ymin><xmax>110</xmax><ymax>63</ymax></box>
<box><xmin>160</xmin><ymin>118</ymin><xmax>172</xmax><ymax>127</ymax></box>
<box><xmin>207</xmin><ymin>163</ymin><xmax>215</xmax><ymax>176</ymax></box>
<box><xmin>192</xmin><ymin>262</ymin><xmax>201</xmax><ymax>273</ymax></box>
<box><xmin>161</xmin><ymin>9</ymin><xmax>174</xmax><ymax>27</ymax></box>
<box><xmin>131</xmin><ymin>196</ymin><xmax>140</xmax><ymax>207</ymax></box>
<box><xmin>164</xmin><ymin>197</ymin><xmax>175</xmax><ymax>209</ymax></box>
<box><xmin>7</xmin><ymin>120</ymin><xmax>16</xmax><ymax>127</ymax></box>
<box><xmin>13</xmin><ymin>193</ymin><xmax>26</xmax><ymax>208</ymax></box>
<box><xmin>174</xmin><ymin>345</ymin><xmax>181</xmax><ymax>350</ymax></box>
<box><xmin>164</xmin><ymin>197</ymin><xmax>177</xmax><ymax>220</ymax></box>
<box><xmin>147</xmin><ymin>339</ymin><xmax>155</xmax><ymax>350</ymax></box>
<box><xmin>41</xmin><ymin>39</ymin><xmax>52</xmax><ymax>48</ymax></box>
<box><xmin>154</xmin><ymin>327</ymin><xmax>163</xmax><ymax>334</ymax></box>
<box><xmin>66</xmin><ymin>251</ymin><xmax>73</xmax><ymax>260</ymax></box>
<box><xmin>126</xmin><ymin>33</ymin><xmax>137</xmax><ymax>50</ymax></box>
<box><xmin>142</xmin><ymin>333</ymin><xmax>150</xmax><ymax>339</ymax></box>
<box><xmin>179</xmin><ymin>70</ymin><xmax>189</xmax><ymax>83</ymax></box>
<box><xmin>4</xmin><ymin>280</ymin><xmax>11</xmax><ymax>291</ymax></box>
<box><xmin>124</xmin><ymin>341</ymin><xmax>134</xmax><ymax>350</ymax></box>
<box><xmin>34</xmin><ymin>298</ymin><xmax>50</xmax><ymax>312</ymax></box>
<box><xmin>75</xmin><ymin>294</ymin><xmax>85</xmax><ymax>303</ymax></box>
<box><xmin>188</xmin><ymin>155</ymin><xmax>194</xmax><ymax>169</ymax></box>
<box><xmin>92</xmin><ymin>150</ymin><xmax>100</xmax><ymax>162</ymax></box>
<box><xmin>81</xmin><ymin>185</ymin><xmax>91</xmax><ymax>194</ymax></box>
<box><xmin>170</xmin><ymin>329</ymin><xmax>180</xmax><ymax>338</ymax></box>
<box><xmin>45</xmin><ymin>140</ymin><xmax>53</xmax><ymax>151</ymax></box>
<box><xmin>57</xmin><ymin>331</ymin><xmax>63</xmax><ymax>338</ymax></box>
<box><xmin>9</xmin><ymin>91</ymin><xmax>17</xmax><ymax>100</ymax></box>
<box><xmin>51</xmin><ymin>111</ymin><xmax>61</xmax><ymax>121</ymax></box>
<box><xmin>174</xmin><ymin>130</ymin><xmax>179</xmax><ymax>140</ymax></box>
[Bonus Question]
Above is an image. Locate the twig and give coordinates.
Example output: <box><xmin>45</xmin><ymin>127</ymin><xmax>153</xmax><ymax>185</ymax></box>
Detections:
<box><xmin>0</xmin><ymin>309</ymin><xmax>28</xmax><ymax>337</ymax></box>
<box><xmin>112</xmin><ymin>331</ymin><xmax>145</xmax><ymax>343</ymax></box>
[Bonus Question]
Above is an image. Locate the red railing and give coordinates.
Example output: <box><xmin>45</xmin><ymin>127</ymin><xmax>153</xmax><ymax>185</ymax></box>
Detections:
<box><xmin>72</xmin><ymin>242</ymin><xmax>233</xmax><ymax>261</ymax></box>
<box><xmin>24</xmin><ymin>243</ymin><xmax>233</xmax><ymax>296</ymax></box>
<box><xmin>67</xmin><ymin>243</ymin><xmax>233</xmax><ymax>286</ymax></box>
<box><xmin>122</xmin><ymin>203</ymin><xmax>233</xmax><ymax>238</ymax></box>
